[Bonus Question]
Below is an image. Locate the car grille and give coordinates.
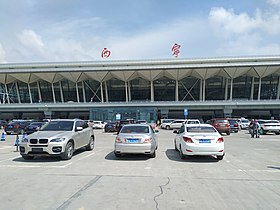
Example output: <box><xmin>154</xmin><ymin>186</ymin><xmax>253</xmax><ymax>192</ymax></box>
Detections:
<box><xmin>30</xmin><ymin>139</ymin><xmax>48</xmax><ymax>144</ymax></box>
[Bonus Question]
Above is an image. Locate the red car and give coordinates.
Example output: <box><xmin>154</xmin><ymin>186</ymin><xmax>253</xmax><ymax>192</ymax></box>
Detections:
<box><xmin>209</xmin><ymin>118</ymin><xmax>231</xmax><ymax>135</ymax></box>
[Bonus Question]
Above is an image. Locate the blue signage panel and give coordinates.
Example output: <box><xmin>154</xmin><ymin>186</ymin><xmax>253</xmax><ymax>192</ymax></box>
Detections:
<box><xmin>184</xmin><ymin>108</ymin><xmax>188</xmax><ymax>116</ymax></box>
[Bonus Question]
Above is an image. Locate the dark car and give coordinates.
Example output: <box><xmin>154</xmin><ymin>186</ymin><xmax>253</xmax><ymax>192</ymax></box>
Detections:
<box><xmin>228</xmin><ymin>119</ymin><xmax>239</xmax><ymax>133</ymax></box>
<box><xmin>4</xmin><ymin>120</ymin><xmax>32</xmax><ymax>135</ymax></box>
<box><xmin>0</xmin><ymin>120</ymin><xmax>8</xmax><ymax>128</ymax></box>
<box><xmin>104</xmin><ymin>121</ymin><xmax>118</xmax><ymax>132</ymax></box>
<box><xmin>24</xmin><ymin>121</ymin><xmax>46</xmax><ymax>135</ymax></box>
<box><xmin>209</xmin><ymin>118</ymin><xmax>231</xmax><ymax>135</ymax></box>
<box><xmin>116</xmin><ymin>119</ymin><xmax>135</xmax><ymax>133</ymax></box>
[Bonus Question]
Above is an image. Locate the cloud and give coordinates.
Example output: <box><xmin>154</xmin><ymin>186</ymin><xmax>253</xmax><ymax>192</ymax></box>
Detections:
<box><xmin>0</xmin><ymin>43</ymin><xmax>7</xmax><ymax>63</ymax></box>
<box><xmin>267</xmin><ymin>0</ymin><xmax>280</xmax><ymax>6</ymax></box>
<box><xmin>208</xmin><ymin>7</ymin><xmax>262</xmax><ymax>34</ymax></box>
<box><xmin>17</xmin><ymin>29</ymin><xmax>45</xmax><ymax>54</ymax></box>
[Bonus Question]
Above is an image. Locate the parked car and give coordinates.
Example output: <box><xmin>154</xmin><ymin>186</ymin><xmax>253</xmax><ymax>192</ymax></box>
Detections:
<box><xmin>0</xmin><ymin>120</ymin><xmax>8</xmax><ymax>128</ymax></box>
<box><xmin>24</xmin><ymin>121</ymin><xmax>46</xmax><ymax>135</ymax></box>
<box><xmin>92</xmin><ymin>121</ymin><xmax>106</xmax><ymax>129</ymax></box>
<box><xmin>4</xmin><ymin>120</ymin><xmax>32</xmax><ymax>135</ymax></box>
<box><xmin>240</xmin><ymin>118</ymin><xmax>250</xmax><ymax>129</ymax></box>
<box><xmin>258</xmin><ymin>120</ymin><xmax>280</xmax><ymax>135</ymax></box>
<box><xmin>19</xmin><ymin>119</ymin><xmax>95</xmax><ymax>160</ymax></box>
<box><xmin>104</xmin><ymin>121</ymin><xmax>118</xmax><ymax>132</ymax></box>
<box><xmin>184</xmin><ymin>119</ymin><xmax>201</xmax><ymax>124</ymax></box>
<box><xmin>169</xmin><ymin>119</ymin><xmax>186</xmax><ymax>130</ymax></box>
<box><xmin>116</xmin><ymin>119</ymin><xmax>135</xmax><ymax>133</ymax></box>
<box><xmin>174</xmin><ymin>124</ymin><xmax>225</xmax><ymax>160</ymax></box>
<box><xmin>160</xmin><ymin>119</ymin><xmax>174</xmax><ymax>129</ymax></box>
<box><xmin>114</xmin><ymin>124</ymin><xmax>158</xmax><ymax>158</ymax></box>
<box><xmin>228</xmin><ymin>119</ymin><xmax>239</xmax><ymax>133</ymax></box>
<box><xmin>208</xmin><ymin>118</ymin><xmax>231</xmax><ymax>135</ymax></box>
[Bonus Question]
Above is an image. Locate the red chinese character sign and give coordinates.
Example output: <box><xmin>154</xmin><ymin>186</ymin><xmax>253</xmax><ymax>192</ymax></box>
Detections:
<box><xmin>101</xmin><ymin>48</ymin><xmax>111</xmax><ymax>58</ymax></box>
<box><xmin>171</xmin><ymin>43</ymin><xmax>181</xmax><ymax>58</ymax></box>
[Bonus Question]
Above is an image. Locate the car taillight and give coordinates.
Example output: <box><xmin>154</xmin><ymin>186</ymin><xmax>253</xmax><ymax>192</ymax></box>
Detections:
<box><xmin>226</xmin><ymin>123</ymin><xmax>230</xmax><ymax>127</ymax></box>
<box><xmin>234</xmin><ymin>123</ymin><xmax>238</xmax><ymax>126</ymax></box>
<box><xmin>144</xmin><ymin>137</ymin><xmax>152</xmax><ymax>143</ymax></box>
<box><xmin>183</xmin><ymin>136</ymin><xmax>193</xmax><ymax>143</ymax></box>
<box><xmin>115</xmin><ymin>137</ymin><xmax>122</xmax><ymax>143</ymax></box>
<box><xmin>217</xmin><ymin>137</ymin><xmax>224</xmax><ymax>143</ymax></box>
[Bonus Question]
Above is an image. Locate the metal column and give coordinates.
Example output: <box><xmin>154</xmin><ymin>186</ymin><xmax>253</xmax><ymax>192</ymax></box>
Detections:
<box><xmin>250</xmin><ymin>77</ymin><xmax>255</xmax><ymax>100</ymax></box>
<box><xmin>151</xmin><ymin>80</ymin><xmax>154</xmax><ymax>102</ymax></box>
<box><xmin>175</xmin><ymin>79</ymin><xmax>179</xmax><ymax>101</ymax></box>
<box><xmin>52</xmin><ymin>83</ymin><xmax>56</xmax><ymax>103</ymax></box>
<box><xmin>230</xmin><ymin>79</ymin><xmax>233</xmax><ymax>100</ymax></box>
<box><xmin>15</xmin><ymin>82</ymin><xmax>21</xmax><ymax>103</ymax></box>
<box><xmin>59</xmin><ymin>81</ymin><xmax>64</xmax><ymax>103</ymax></box>
<box><xmin>258</xmin><ymin>77</ymin><xmax>262</xmax><ymax>101</ymax></box>
<box><xmin>100</xmin><ymin>81</ymin><xmax>104</xmax><ymax>103</ymax></box>
<box><xmin>76</xmin><ymin>82</ymin><xmax>80</xmax><ymax>103</ymax></box>
<box><xmin>37</xmin><ymin>81</ymin><xmax>42</xmax><ymax>102</ymax></box>
<box><xmin>28</xmin><ymin>83</ymin><xmax>33</xmax><ymax>104</ymax></box>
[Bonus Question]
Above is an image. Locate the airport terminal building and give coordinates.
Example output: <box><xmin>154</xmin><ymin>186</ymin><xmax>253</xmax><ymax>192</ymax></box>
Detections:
<box><xmin>0</xmin><ymin>55</ymin><xmax>280</xmax><ymax>122</ymax></box>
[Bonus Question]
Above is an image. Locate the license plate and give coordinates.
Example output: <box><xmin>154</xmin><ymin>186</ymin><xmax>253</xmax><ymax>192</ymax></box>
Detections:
<box><xmin>32</xmin><ymin>148</ymin><xmax>43</xmax><ymax>152</ymax></box>
<box><xmin>199</xmin><ymin>139</ymin><xmax>211</xmax><ymax>143</ymax></box>
<box><xmin>127</xmin><ymin>139</ymin><xmax>139</xmax><ymax>143</ymax></box>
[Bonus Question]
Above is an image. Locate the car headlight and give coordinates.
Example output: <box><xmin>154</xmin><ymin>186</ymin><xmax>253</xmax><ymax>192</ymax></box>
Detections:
<box><xmin>50</xmin><ymin>138</ymin><xmax>65</xmax><ymax>142</ymax></box>
<box><xmin>21</xmin><ymin>138</ymin><xmax>28</xmax><ymax>143</ymax></box>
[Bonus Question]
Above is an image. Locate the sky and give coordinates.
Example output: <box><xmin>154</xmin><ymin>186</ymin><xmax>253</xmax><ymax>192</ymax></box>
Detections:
<box><xmin>0</xmin><ymin>0</ymin><xmax>280</xmax><ymax>63</ymax></box>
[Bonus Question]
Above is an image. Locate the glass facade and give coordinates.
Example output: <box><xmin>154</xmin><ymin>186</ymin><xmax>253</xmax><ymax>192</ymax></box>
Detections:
<box><xmin>130</xmin><ymin>78</ymin><xmax>150</xmax><ymax>101</ymax></box>
<box><xmin>154</xmin><ymin>76</ymin><xmax>175</xmax><ymax>101</ymax></box>
<box><xmin>233</xmin><ymin>76</ymin><xmax>252</xmax><ymax>100</ymax></box>
<box><xmin>0</xmin><ymin>73</ymin><xmax>279</xmax><ymax>104</ymax></box>
<box><xmin>90</xmin><ymin>107</ymin><xmax>157</xmax><ymax>122</ymax></box>
<box><xmin>0</xmin><ymin>62</ymin><xmax>280</xmax><ymax>121</ymax></box>
<box><xmin>178</xmin><ymin>77</ymin><xmax>200</xmax><ymax>101</ymax></box>
<box><xmin>205</xmin><ymin>77</ymin><xmax>226</xmax><ymax>100</ymax></box>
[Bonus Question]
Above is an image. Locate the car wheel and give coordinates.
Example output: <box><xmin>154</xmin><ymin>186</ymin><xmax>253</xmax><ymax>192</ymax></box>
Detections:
<box><xmin>61</xmin><ymin>141</ymin><xmax>74</xmax><ymax>160</ymax></box>
<box><xmin>275</xmin><ymin>132</ymin><xmax>280</xmax><ymax>135</ymax></box>
<box><xmin>149</xmin><ymin>150</ymin><xmax>156</xmax><ymax>158</ymax></box>
<box><xmin>217</xmin><ymin>155</ymin><xmax>224</xmax><ymax>161</ymax></box>
<box><xmin>86</xmin><ymin>136</ymin><xmax>94</xmax><ymax>151</ymax></box>
<box><xmin>166</xmin><ymin>125</ymin><xmax>170</xmax><ymax>130</ymax></box>
<box><xmin>174</xmin><ymin>140</ymin><xmax>179</xmax><ymax>151</ymax></box>
<box><xmin>226</xmin><ymin>131</ymin><xmax>230</xmax><ymax>135</ymax></box>
<box><xmin>21</xmin><ymin>155</ymin><xmax>34</xmax><ymax>160</ymax></box>
<box><xmin>179</xmin><ymin>146</ymin><xmax>185</xmax><ymax>159</ymax></box>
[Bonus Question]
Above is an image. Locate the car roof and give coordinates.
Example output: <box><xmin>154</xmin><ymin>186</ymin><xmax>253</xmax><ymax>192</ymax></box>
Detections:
<box><xmin>122</xmin><ymin>124</ymin><xmax>149</xmax><ymax>127</ymax></box>
<box><xmin>185</xmin><ymin>123</ymin><xmax>212</xmax><ymax>127</ymax></box>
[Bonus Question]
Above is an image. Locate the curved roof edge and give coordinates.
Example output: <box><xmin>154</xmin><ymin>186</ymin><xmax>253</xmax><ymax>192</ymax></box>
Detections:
<box><xmin>1</xmin><ymin>55</ymin><xmax>280</xmax><ymax>70</ymax></box>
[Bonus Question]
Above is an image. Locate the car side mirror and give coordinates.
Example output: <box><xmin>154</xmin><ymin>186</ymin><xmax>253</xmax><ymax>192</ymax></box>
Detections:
<box><xmin>173</xmin><ymin>130</ymin><xmax>179</xmax><ymax>134</ymax></box>
<box><xmin>76</xmin><ymin>126</ymin><xmax>83</xmax><ymax>131</ymax></box>
<box><xmin>154</xmin><ymin>129</ymin><xmax>159</xmax><ymax>133</ymax></box>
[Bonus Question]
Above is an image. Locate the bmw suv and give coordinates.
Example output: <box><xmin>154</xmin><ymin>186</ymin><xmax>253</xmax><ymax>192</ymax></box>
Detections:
<box><xmin>19</xmin><ymin>119</ymin><xmax>95</xmax><ymax>160</ymax></box>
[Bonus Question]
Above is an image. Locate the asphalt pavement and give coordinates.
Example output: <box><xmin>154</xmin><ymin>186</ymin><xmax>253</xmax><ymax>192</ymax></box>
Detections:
<box><xmin>0</xmin><ymin>128</ymin><xmax>279</xmax><ymax>210</ymax></box>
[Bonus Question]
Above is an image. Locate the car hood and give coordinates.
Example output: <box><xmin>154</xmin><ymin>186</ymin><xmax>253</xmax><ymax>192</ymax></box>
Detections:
<box><xmin>27</xmin><ymin>131</ymin><xmax>73</xmax><ymax>139</ymax></box>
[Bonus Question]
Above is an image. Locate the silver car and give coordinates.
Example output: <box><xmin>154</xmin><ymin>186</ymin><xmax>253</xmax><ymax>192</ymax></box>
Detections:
<box><xmin>19</xmin><ymin>119</ymin><xmax>95</xmax><ymax>160</ymax></box>
<box><xmin>114</xmin><ymin>124</ymin><xmax>158</xmax><ymax>158</ymax></box>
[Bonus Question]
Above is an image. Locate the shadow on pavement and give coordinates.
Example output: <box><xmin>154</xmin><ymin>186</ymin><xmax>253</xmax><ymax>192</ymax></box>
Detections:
<box><xmin>12</xmin><ymin>148</ymin><xmax>88</xmax><ymax>162</ymax></box>
<box><xmin>165</xmin><ymin>149</ymin><xmax>219</xmax><ymax>163</ymax></box>
<box><xmin>105</xmin><ymin>151</ymin><xmax>150</xmax><ymax>161</ymax></box>
<box><xmin>267</xmin><ymin>166</ymin><xmax>280</xmax><ymax>170</ymax></box>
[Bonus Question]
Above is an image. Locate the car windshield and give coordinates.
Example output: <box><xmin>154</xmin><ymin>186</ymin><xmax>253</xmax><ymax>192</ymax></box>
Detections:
<box><xmin>266</xmin><ymin>120</ymin><xmax>279</xmax><ymax>123</ymax></box>
<box><xmin>187</xmin><ymin>126</ymin><xmax>216</xmax><ymax>133</ymax></box>
<box><xmin>163</xmin><ymin>120</ymin><xmax>173</xmax><ymax>123</ymax></box>
<box><xmin>29</xmin><ymin>122</ymin><xmax>44</xmax><ymax>126</ymax></box>
<box><xmin>41</xmin><ymin>121</ymin><xmax>74</xmax><ymax>131</ymax></box>
<box><xmin>216</xmin><ymin>120</ymin><xmax>228</xmax><ymax>123</ymax></box>
<box><xmin>120</xmin><ymin>126</ymin><xmax>149</xmax><ymax>134</ymax></box>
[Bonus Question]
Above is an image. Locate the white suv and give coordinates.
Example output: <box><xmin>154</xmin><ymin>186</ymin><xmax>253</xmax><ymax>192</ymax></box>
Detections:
<box><xmin>20</xmin><ymin>119</ymin><xmax>95</xmax><ymax>160</ymax></box>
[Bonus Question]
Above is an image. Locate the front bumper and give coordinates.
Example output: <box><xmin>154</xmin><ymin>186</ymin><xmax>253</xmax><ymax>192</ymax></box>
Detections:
<box><xmin>19</xmin><ymin>142</ymin><xmax>66</xmax><ymax>156</ymax></box>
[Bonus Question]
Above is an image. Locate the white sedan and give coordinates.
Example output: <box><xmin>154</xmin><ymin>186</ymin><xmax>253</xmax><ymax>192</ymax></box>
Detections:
<box><xmin>174</xmin><ymin>124</ymin><xmax>225</xmax><ymax>160</ymax></box>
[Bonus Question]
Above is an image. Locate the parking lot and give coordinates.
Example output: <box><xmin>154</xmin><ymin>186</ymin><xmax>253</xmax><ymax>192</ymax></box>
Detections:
<box><xmin>0</xmin><ymin>128</ymin><xmax>279</xmax><ymax>210</ymax></box>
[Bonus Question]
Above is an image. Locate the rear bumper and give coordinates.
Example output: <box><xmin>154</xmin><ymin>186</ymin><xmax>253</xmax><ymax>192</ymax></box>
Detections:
<box><xmin>114</xmin><ymin>143</ymin><xmax>155</xmax><ymax>154</ymax></box>
<box><xmin>182</xmin><ymin>143</ymin><xmax>224</xmax><ymax>156</ymax></box>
